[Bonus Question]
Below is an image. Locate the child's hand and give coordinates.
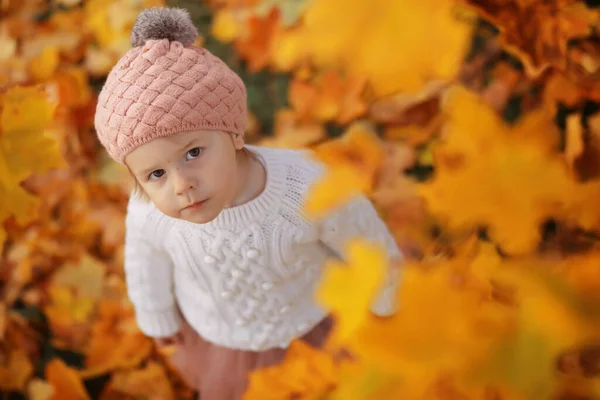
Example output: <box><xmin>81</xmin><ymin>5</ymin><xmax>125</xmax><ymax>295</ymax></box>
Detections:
<box><xmin>154</xmin><ymin>330</ymin><xmax>184</xmax><ymax>347</ymax></box>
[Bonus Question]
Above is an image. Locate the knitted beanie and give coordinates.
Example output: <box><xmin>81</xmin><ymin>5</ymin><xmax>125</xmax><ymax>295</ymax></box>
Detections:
<box><xmin>94</xmin><ymin>7</ymin><xmax>247</xmax><ymax>164</ymax></box>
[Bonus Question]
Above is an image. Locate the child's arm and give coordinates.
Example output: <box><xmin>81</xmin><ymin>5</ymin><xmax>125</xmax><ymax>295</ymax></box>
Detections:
<box><xmin>125</xmin><ymin>197</ymin><xmax>182</xmax><ymax>338</ymax></box>
<box><xmin>318</xmin><ymin>194</ymin><xmax>403</xmax><ymax>317</ymax></box>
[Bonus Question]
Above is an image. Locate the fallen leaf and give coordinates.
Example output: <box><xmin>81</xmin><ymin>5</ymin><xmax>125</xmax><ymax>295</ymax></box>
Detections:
<box><xmin>420</xmin><ymin>85</ymin><xmax>573</xmax><ymax>255</ymax></box>
<box><xmin>466</xmin><ymin>1</ymin><xmax>599</xmax><ymax>77</ymax></box>
<box><xmin>100</xmin><ymin>361</ymin><xmax>175</xmax><ymax>400</ymax></box>
<box><xmin>234</xmin><ymin>7</ymin><xmax>281</xmax><ymax>72</ymax></box>
<box><xmin>81</xmin><ymin>300</ymin><xmax>152</xmax><ymax>379</ymax></box>
<box><xmin>0</xmin><ymin>349</ymin><xmax>34</xmax><ymax>391</ymax></box>
<box><xmin>46</xmin><ymin>358</ymin><xmax>91</xmax><ymax>400</ymax></box>
<box><xmin>317</xmin><ymin>239</ymin><xmax>387</xmax><ymax>343</ymax></box>
<box><xmin>28</xmin><ymin>46</ymin><xmax>60</xmax><ymax>82</ymax></box>
<box><xmin>274</xmin><ymin>0</ymin><xmax>474</xmax><ymax>97</ymax></box>
<box><xmin>244</xmin><ymin>340</ymin><xmax>337</xmax><ymax>400</ymax></box>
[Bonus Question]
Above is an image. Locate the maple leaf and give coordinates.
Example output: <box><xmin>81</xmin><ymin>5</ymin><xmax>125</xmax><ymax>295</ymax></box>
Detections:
<box><xmin>0</xmin><ymin>85</ymin><xmax>63</xmax><ymax>251</ymax></box>
<box><xmin>289</xmin><ymin>70</ymin><xmax>368</xmax><ymax>124</ymax></box>
<box><xmin>465</xmin><ymin>0</ymin><xmax>599</xmax><ymax>77</ymax></box>
<box><xmin>273</xmin><ymin>0</ymin><xmax>474</xmax><ymax>97</ymax></box>
<box><xmin>45</xmin><ymin>358</ymin><xmax>91</xmax><ymax>400</ymax></box>
<box><xmin>44</xmin><ymin>254</ymin><xmax>106</xmax><ymax>349</ymax></box>
<box><xmin>81</xmin><ymin>300</ymin><xmax>152</xmax><ymax>379</ymax></box>
<box><xmin>304</xmin><ymin>123</ymin><xmax>384</xmax><ymax>218</ymax></box>
<box><xmin>344</xmin><ymin>244</ymin><xmax>513</xmax><ymax>388</ymax></box>
<box><xmin>419</xmin><ymin>85</ymin><xmax>574</xmax><ymax>255</ymax></box>
<box><xmin>316</xmin><ymin>239</ymin><xmax>388</xmax><ymax>344</ymax></box>
<box><xmin>244</xmin><ymin>340</ymin><xmax>338</xmax><ymax>400</ymax></box>
<box><xmin>0</xmin><ymin>349</ymin><xmax>34</xmax><ymax>391</ymax></box>
<box><xmin>475</xmin><ymin>259</ymin><xmax>600</xmax><ymax>400</ymax></box>
<box><xmin>84</xmin><ymin>0</ymin><xmax>165</xmax><ymax>76</ymax></box>
<box><xmin>233</xmin><ymin>7</ymin><xmax>281</xmax><ymax>72</ymax></box>
<box><xmin>53</xmin><ymin>67</ymin><xmax>93</xmax><ymax>109</ymax></box>
<box><xmin>28</xmin><ymin>47</ymin><xmax>60</xmax><ymax>82</ymax></box>
<box><xmin>100</xmin><ymin>361</ymin><xmax>175</xmax><ymax>400</ymax></box>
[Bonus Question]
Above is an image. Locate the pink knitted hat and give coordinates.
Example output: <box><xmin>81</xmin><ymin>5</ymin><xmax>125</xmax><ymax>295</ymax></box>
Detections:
<box><xmin>94</xmin><ymin>7</ymin><xmax>247</xmax><ymax>164</ymax></box>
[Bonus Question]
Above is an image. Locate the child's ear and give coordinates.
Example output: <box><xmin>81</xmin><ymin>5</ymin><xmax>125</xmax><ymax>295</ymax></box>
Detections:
<box><xmin>232</xmin><ymin>133</ymin><xmax>245</xmax><ymax>150</ymax></box>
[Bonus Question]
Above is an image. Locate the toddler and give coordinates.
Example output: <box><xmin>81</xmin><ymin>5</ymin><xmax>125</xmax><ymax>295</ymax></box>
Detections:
<box><xmin>94</xmin><ymin>7</ymin><xmax>402</xmax><ymax>399</ymax></box>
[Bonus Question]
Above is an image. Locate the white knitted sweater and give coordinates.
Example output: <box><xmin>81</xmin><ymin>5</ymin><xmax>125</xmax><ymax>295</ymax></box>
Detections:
<box><xmin>124</xmin><ymin>145</ymin><xmax>402</xmax><ymax>351</ymax></box>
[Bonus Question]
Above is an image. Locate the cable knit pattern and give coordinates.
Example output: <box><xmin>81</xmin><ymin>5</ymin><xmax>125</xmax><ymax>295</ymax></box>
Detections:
<box><xmin>95</xmin><ymin>39</ymin><xmax>246</xmax><ymax>164</ymax></box>
<box><xmin>124</xmin><ymin>146</ymin><xmax>403</xmax><ymax>350</ymax></box>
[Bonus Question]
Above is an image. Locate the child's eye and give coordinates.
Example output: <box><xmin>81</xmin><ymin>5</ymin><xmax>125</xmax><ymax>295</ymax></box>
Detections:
<box><xmin>148</xmin><ymin>169</ymin><xmax>165</xmax><ymax>180</ymax></box>
<box><xmin>186</xmin><ymin>147</ymin><xmax>202</xmax><ymax>160</ymax></box>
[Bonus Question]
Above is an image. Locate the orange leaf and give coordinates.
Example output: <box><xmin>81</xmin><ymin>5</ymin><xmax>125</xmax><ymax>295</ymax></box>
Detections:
<box><xmin>0</xmin><ymin>349</ymin><xmax>34</xmax><ymax>391</ymax></box>
<box><xmin>244</xmin><ymin>340</ymin><xmax>337</xmax><ymax>400</ymax></box>
<box><xmin>28</xmin><ymin>46</ymin><xmax>60</xmax><ymax>82</ymax></box>
<box><xmin>234</xmin><ymin>8</ymin><xmax>281</xmax><ymax>72</ymax></box>
<box><xmin>46</xmin><ymin>358</ymin><xmax>91</xmax><ymax>400</ymax></box>
<box><xmin>100</xmin><ymin>361</ymin><xmax>175</xmax><ymax>400</ymax></box>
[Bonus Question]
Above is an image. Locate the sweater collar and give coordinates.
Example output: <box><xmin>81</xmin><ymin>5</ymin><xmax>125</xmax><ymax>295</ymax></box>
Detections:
<box><xmin>200</xmin><ymin>145</ymin><xmax>286</xmax><ymax>227</ymax></box>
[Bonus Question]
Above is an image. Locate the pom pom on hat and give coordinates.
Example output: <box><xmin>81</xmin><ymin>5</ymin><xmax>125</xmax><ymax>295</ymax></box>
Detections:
<box><xmin>130</xmin><ymin>7</ymin><xmax>199</xmax><ymax>47</ymax></box>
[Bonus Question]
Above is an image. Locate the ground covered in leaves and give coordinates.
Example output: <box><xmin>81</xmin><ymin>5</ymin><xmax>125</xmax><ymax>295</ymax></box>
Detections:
<box><xmin>1</xmin><ymin>0</ymin><xmax>600</xmax><ymax>399</ymax></box>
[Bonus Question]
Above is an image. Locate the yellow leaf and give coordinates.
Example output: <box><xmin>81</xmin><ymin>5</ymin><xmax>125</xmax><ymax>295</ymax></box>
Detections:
<box><xmin>316</xmin><ymin>239</ymin><xmax>387</xmax><ymax>343</ymax></box>
<box><xmin>419</xmin><ymin>86</ymin><xmax>574</xmax><ymax>255</ymax></box>
<box><xmin>476</xmin><ymin>261</ymin><xmax>600</xmax><ymax>399</ymax></box>
<box><xmin>0</xmin><ymin>85</ymin><xmax>62</xmax><ymax>184</ymax></box>
<box><xmin>0</xmin><ymin>85</ymin><xmax>63</xmax><ymax>252</ymax></box>
<box><xmin>304</xmin><ymin>123</ymin><xmax>385</xmax><ymax>217</ymax></box>
<box><xmin>212</xmin><ymin>10</ymin><xmax>242</xmax><ymax>43</ymax></box>
<box><xmin>273</xmin><ymin>0</ymin><xmax>474</xmax><ymax>97</ymax></box>
<box><xmin>29</xmin><ymin>46</ymin><xmax>61</xmax><ymax>82</ymax></box>
<box><xmin>46</xmin><ymin>358</ymin><xmax>91</xmax><ymax>400</ymax></box>
<box><xmin>343</xmin><ymin>244</ymin><xmax>513</xmax><ymax>386</ymax></box>
<box><xmin>0</xmin><ymin>349</ymin><xmax>34</xmax><ymax>391</ymax></box>
<box><xmin>304</xmin><ymin>166</ymin><xmax>363</xmax><ymax>218</ymax></box>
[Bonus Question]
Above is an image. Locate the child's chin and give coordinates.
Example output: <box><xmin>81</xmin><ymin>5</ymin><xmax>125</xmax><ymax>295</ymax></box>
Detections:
<box><xmin>180</xmin><ymin>207</ymin><xmax>221</xmax><ymax>225</ymax></box>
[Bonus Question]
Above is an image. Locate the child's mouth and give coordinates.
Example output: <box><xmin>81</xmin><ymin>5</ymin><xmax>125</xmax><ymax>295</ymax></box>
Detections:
<box><xmin>183</xmin><ymin>200</ymin><xmax>206</xmax><ymax>211</ymax></box>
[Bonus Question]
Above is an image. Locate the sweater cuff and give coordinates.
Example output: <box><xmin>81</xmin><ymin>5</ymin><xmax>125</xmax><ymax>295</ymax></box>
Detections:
<box><xmin>135</xmin><ymin>307</ymin><xmax>182</xmax><ymax>338</ymax></box>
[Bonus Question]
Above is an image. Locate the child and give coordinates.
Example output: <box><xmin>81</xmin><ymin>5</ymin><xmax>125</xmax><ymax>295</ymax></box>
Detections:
<box><xmin>94</xmin><ymin>7</ymin><xmax>402</xmax><ymax>399</ymax></box>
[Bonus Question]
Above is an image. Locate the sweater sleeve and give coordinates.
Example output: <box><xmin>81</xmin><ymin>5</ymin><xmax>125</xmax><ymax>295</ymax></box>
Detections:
<box><xmin>318</xmin><ymin>195</ymin><xmax>403</xmax><ymax>317</ymax></box>
<box><xmin>124</xmin><ymin>195</ymin><xmax>182</xmax><ymax>337</ymax></box>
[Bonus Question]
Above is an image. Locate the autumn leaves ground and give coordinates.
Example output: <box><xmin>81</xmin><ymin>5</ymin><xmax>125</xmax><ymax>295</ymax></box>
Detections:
<box><xmin>1</xmin><ymin>0</ymin><xmax>600</xmax><ymax>399</ymax></box>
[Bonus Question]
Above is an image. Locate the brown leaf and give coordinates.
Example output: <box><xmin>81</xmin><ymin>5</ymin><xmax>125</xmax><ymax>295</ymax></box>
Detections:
<box><xmin>466</xmin><ymin>0</ymin><xmax>598</xmax><ymax>77</ymax></box>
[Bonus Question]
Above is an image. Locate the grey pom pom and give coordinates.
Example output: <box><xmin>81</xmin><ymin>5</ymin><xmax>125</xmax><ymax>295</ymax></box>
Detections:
<box><xmin>131</xmin><ymin>7</ymin><xmax>198</xmax><ymax>47</ymax></box>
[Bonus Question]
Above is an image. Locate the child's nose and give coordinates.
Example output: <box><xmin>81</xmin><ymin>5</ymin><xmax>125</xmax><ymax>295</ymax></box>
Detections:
<box><xmin>173</xmin><ymin>169</ymin><xmax>197</xmax><ymax>195</ymax></box>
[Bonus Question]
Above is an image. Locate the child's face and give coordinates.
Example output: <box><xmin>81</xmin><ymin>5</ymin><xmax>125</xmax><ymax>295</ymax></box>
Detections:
<box><xmin>125</xmin><ymin>129</ymin><xmax>245</xmax><ymax>224</ymax></box>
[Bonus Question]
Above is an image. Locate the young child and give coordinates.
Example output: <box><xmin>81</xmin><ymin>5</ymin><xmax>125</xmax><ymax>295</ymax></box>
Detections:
<box><xmin>94</xmin><ymin>7</ymin><xmax>402</xmax><ymax>399</ymax></box>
